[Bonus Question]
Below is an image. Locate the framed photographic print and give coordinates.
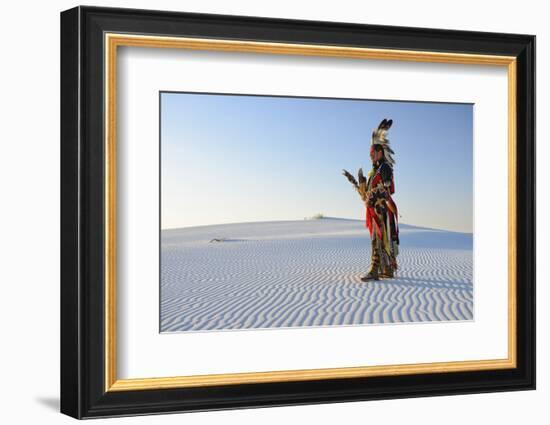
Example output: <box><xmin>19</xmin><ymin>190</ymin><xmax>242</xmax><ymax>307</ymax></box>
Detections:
<box><xmin>60</xmin><ymin>6</ymin><xmax>535</xmax><ymax>419</ymax></box>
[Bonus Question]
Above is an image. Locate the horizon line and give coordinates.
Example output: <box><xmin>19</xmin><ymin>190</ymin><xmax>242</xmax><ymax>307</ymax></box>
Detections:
<box><xmin>161</xmin><ymin>216</ymin><xmax>473</xmax><ymax>234</ymax></box>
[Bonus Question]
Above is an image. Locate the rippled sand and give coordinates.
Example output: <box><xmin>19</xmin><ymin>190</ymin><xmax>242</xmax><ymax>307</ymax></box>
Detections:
<box><xmin>161</xmin><ymin>218</ymin><xmax>473</xmax><ymax>332</ymax></box>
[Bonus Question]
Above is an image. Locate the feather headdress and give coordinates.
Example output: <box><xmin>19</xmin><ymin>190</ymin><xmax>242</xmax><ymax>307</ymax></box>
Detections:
<box><xmin>371</xmin><ymin>118</ymin><xmax>395</xmax><ymax>165</ymax></box>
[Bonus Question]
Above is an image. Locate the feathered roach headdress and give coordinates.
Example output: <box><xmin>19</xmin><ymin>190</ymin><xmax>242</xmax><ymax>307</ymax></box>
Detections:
<box><xmin>371</xmin><ymin>118</ymin><xmax>395</xmax><ymax>165</ymax></box>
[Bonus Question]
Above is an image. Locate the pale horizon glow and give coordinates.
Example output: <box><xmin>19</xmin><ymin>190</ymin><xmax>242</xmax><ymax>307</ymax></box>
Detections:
<box><xmin>161</xmin><ymin>92</ymin><xmax>473</xmax><ymax>233</ymax></box>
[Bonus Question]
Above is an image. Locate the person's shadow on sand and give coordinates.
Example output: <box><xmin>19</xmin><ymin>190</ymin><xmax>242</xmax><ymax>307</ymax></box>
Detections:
<box><xmin>399</xmin><ymin>226</ymin><xmax>473</xmax><ymax>250</ymax></box>
<box><xmin>377</xmin><ymin>276</ymin><xmax>473</xmax><ymax>291</ymax></box>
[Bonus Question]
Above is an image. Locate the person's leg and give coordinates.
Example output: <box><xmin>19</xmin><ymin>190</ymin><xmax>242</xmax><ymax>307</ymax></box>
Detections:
<box><xmin>381</xmin><ymin>261</ymin><xmax>394</xmax><ymax>278</ymax></box>
<box><xmin>379</xmin><ymin>211</ymin><xmax>395</xmax><ymax>279</ymax></box>
<box><xmin>386</xmin><ymin>211</ymin><xmax>399</xmax><ymax>277</ymax></box>
<box><xmin>380</xmin><ymin>238</ymin><xmax>394</xmax><ymax>278</ymax></box>
<box><xmin>361</xmin><ymin>234</ymin><xmax>380</xmax><ymax>281</ymax></box>
<box><xmin>379</xmin><ymin>239</ymin><xmax>391</xmax><ymax>277</ymax></box>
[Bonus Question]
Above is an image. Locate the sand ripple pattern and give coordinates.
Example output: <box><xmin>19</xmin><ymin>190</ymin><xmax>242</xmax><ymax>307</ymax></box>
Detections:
<box><xmin>161</xmin><ymin>219</ymin><xmax>473</xmax><ymax>332</ymax></box>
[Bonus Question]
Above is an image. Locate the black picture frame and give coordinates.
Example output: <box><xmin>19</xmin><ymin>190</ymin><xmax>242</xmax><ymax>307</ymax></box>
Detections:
<box><xmin>60</xmin><ymin>5</ymin><xmax>535</xmax><ymax>419</ymax></box>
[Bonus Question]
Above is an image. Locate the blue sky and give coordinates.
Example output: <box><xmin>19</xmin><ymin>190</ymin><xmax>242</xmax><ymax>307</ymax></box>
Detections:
<box><xmin>161</xmin><ymin>92</ymin><xmax>473</xmax><ymax>232</ymax></box>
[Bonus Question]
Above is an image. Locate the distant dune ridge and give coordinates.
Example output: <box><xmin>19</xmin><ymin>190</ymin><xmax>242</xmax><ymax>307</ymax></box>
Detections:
<box><xmin>161</xmin><ymin>217</ymin><xmax>473</xmax><ymax>333</ymax></box>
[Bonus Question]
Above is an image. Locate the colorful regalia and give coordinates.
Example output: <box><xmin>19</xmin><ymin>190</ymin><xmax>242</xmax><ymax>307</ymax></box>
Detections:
<box><xmin>342</xmin><ymin>118</ymin><xmax>399</xmax><ymax>281</ymax></box>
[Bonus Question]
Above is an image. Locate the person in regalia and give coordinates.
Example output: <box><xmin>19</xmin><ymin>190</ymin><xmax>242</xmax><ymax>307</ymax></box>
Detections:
<box><xmin>342</xmin><ymin>119</ymin><xmax>399</xmax><ymax>281</ymax></box>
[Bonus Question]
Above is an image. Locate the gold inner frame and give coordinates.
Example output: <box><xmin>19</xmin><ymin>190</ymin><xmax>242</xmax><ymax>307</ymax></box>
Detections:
<box><xmin>104</xmin><ymin>33</ymin><xmax>517</xmax><ymax>392</ymax></box>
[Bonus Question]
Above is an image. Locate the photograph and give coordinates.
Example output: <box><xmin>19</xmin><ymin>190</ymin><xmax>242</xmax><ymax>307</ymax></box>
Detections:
<box><xmin>160</xmin><ymin>92</ymin><xmax>474</xmax><ymax>333</ymax></box>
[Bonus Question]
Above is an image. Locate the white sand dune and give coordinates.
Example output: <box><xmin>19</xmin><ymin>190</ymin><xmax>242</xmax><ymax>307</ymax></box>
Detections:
<box><xmin>161</xmin><ymin>218</ymin><xmax>473</xmax><ymax>332</ymax></box>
